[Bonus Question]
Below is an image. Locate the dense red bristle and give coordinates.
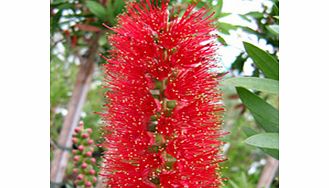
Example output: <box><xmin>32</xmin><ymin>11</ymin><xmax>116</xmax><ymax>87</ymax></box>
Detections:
<box><xmin>101</xmin><ymin>0</ymin><xmax>225</xmax><ymax>187</ymax></box>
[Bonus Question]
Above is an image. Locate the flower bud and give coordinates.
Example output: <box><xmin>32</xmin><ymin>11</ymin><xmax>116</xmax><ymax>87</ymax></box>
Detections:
<box><xmin>72</xmin><ymin>137</ymin><xmax>78</xmax><ymax>144</ymax></box>
<box><xmin>79</xmin><ymin>121</ymin><xmax>84</xmax><ymax>127</ymax></box>
<box><xmin>72</xmin><ymin>149</ymin><xmax>77</xmax><ymax>154</ymax></box>
<box><xmin>81</xmin><ymin>162</ymin><xmax>88</xmax><ymax>169</ymax></box>
<box><xmin>74</xmin><ymin>127</ymin><xmax>81</xmax><ymax>133</ymax></box>
<box><xmin>86</xmin><ymin>128</ymin><xmax>93</xmax><ymax>134</ymax></box>
<box><xmin>78</xmin><ymin>145</ymin><xmax>84</xmax><ymax>151</ymax></box>
<box><xmin>86</xmin><ymin>151</ymin><xmax>93</xmax><ymax>157</ymax></box>
<box><xmin>72</xmin><ymin>168</ymin><xmax>79</xmax><ymax>174</ymax></box>
<box><xmin>85</xmin><ymin>181</ymin><xmax>92</xmax><ymax>187</ymax></box>
<box><xmin>93</xmin><ymin>177</ymin><xmax>97</xmax><ymax>183</ymax></box>
<box><xmin>73</xmin><ymin>155</ymin><xmax>80</xmax><ymax>162</ymax></box>
<box><xmin>77</xmin><ymin>174</ymin><xmax>84</xmax><ymax>180</ymax></box>
<box><xmin>82</xmin><ymin>133</ymin><xmax>89</xmax><ymax>139</ymax></box>
<box><xmin>87</xmin><ymin>139</ymin><xmax>94</xmax><ymax>145</ymax></box>
<box><xmin>89</xmin><ymin>169</ymin><xmax>96</xmax><ymax>175</ymax></box>
<box><xmin>91</xmin><ymin>158</ymin><xmax>96</xmax><ymax>163</ymax></box>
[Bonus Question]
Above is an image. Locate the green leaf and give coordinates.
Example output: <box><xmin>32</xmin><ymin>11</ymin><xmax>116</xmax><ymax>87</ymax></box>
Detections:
<box><xmin>272</xmin><ymin>4</ymin><xmax>279</xmax><ymax>16</ymax></box>
<box><xmin>242</xmin><ymin>127</ymin><xmax>258</xmax><ymax>137</ymax></box>
<box><xmin>263</xmin><ymin>148</ymin><xmax>279</xmax><ymax>159</ymax></box>
<box><xmin>243</xmin><ymin>42</ymin><xmax>279</xmax><ymax>80</ymax></box>
<box><xmin>240</xmin><ymin>11</ymin><xmax>264</xmax><ymax>22</ymax></box>
<box><xmin>217</xmin><ymin>22</ymin><xmax>238</xmax><ymax>35</ymax></box>
<box><xmin>113</xmin><ymin>0</ymin><xmax>125</xmax><ymax>16</ymax></box>
<box><xmin>217</xmin><ymin>36</ymin><xmax>227</xmax><ymax>46</ymax></box>
<box><xmin>217</xmin><ymin>0</ymin><xmax>223</xmax><ymax>14</ymax></box>
<box><xmin>218</xmin><ymin>12</ymin><xmax>231</xmax><ymax>18</ymax></box>
<box><xmin>236</xmin><ymin>87</ymin><xmax>279</xmax><ymax>132</ymax></box>
<box><xmin>223</xmin><ymin>77</ymin><xmax>279</xmax><ymax>95</ymax></box>
<box><xmin>242</xmin><ymin>127</ymin><xmax>279</xmax><ymax>159</ymax></box>
<box><xmin>244</xmin><ymin>133</ymin><xmax>279</xmax><ymax>149</ymax></box>
<box><xmin>245</xmin><ymin>11</ymin><xmax>264</xmax><ymax>19</ymax></box>
<box><xmin>86</xmin><ymin>1</ymin><xmax>107</xmax><ymax>20</ymax></box>
<box><xmin>213</xmin><ymin>0</ymin><xmax>223</xmax><ymax>18</ymax></box>
<box><xmin>229</xmin><ymin>180</ymin><xmax>240</xmax><ymax>188</ymax></box>
<box><xmin>106</xmin><ymin>0</ymin><xmax>115</xmax><ymax>25</ymax></box>
<box><xmin>266</xmin><ymin>25</ymin><xmax>279</xmax><ymax>36</ymax></box>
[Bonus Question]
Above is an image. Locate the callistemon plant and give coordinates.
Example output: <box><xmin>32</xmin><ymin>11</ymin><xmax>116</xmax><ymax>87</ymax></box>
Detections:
<box><xmin>72</xmin><ymin>122</ymin><xmax>97</xmax><ymax>187</ymax></box>
<box><xmin>101</xmin><ymin>0</ymin><xmax>225</xmax><ymax>187</ymax></box>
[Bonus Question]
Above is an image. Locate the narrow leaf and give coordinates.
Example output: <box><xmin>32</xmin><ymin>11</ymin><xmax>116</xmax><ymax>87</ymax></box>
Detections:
<box><xmin>223</xmin><ymin>77</ymin><xmax>278</xmax><ymax>94</ymax></box>
<box><xmin>106</xmin><ymin>0</ymin><xmax>115</xmax><ymax>25</ymax></box>
<box><xmin>266</xmin><ymin>25</ymin><xmax>279</xmax><ymax>36</ymax></box>
<box><xmin>242</xmin><ymin>127</ymin><xmax>279</xmax><ymax>159</ymax></box>
<box><xmin>217</xmin><ymin>36</ymin><xmax>227</xmax><ymax>46</ymax></box>
<box><xmin>236</xmin><ymin>87</ymin><xmax>279</xmax><ymax>132</ymax></box>
<box><xmin>244</xmin><ymin>133</ymin><xmax>279</xmax><ymax>149</ymax></box>
<box><xmin>219</xmin><ymin>12</ymin><xmax>231</xmax><ymax>18</ymax></box>
<box><xmin>213</xmin><ymin>0</ymin><xmax>223</xmax><ymax>18</ymax></box>
<box><xmin>263</xmin><ymin>148</ymin><xmax>279</xmax><ymax>160</ymax></box>
<box><xmin>242</xmin><ymin>127</ymin><xmax>258</xmax><ymax>137</ymax></box>
<box><xmin>245</xmin><ymin>11</ymin><xmax>264</xmax><ymax>19</ymax></box>
<box><xmin>217</xmin><ymin>22</ymin><xmax>238</xmax><ymax>35</ymax></box>
<box><xmin>86</xmin><ymin>1</ymin><xmax>107</xmax><ymax>20</ymax></box>
<box><xmin>243</xmin><ymin>42</ymin><xmax>279</xmax><ymax>80</ymax></box>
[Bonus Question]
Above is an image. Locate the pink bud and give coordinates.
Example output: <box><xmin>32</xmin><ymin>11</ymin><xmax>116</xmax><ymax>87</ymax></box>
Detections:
<box><xmin>86</xmin><ymin>151</ymin><xmax>93</xmax><ymax>157</ymax></box>
<box><xmin>72</xmin><ymin>137</ymin><xmax>78</xmax><ymax>144</ymax></box>
<box><xmin>77</xmin><ymin>174</ymin><xmax>84</xmax><ymax>180</ymax></box>
<box><xmin>78</xmin><ymin>145</ymin><xmax>84</xmax><ymax>151</ymax></box>
<box><xmin>86</xmin><ymin>128</ymin><xmax>92</xmax><ymax>134</ymax></box>
<box><xmin>93</xmin><ymin>177</ymin><xmax>97</xmax><ymax>183</ymax></box>
<box><xmin>82</xmin><ymin>133</ymin><xmax>89</xmax><ymax>139</ymax></box>
<box><xmin>73</xmin><ymin>156</ymin><xmax>80</xmax><ymax>162</ymax></box>
<box><xmin>91</xmin><ymin>158</ymin><xmax>96</xmax><ymax>163</ymax></box>
<box><xmin>87</xmin><ymin>139</ymin><xmax>94</xmax><ymax>145</ymax></box>
<box><xmin>72</xmin><ymin>149</ymin><xmax>77</xmax><ymax>154</ymax></box>
<box><xmin>81</xmin><ymin>162</ymin><xmax>88</xmax><ymax>169</ymax></box>
<box><xmin>85</xmin><ymin>181</ymin><xmax>92</xmax><ymax>187</ymax></box>
<box><xmin>74</xmin><ymin>127</ymin><xmax>81</xmax><ymax>133</ymax></box>
<box><xmin>73</xmin><ymin>168</ymin><xmax>78</xmax><ymax>174</ymax></box>
<box><xmin>79</xmin><ymin>121</ymin><xmax>84</xmax><ymax>127</ymax></box>
<box><xmin>89</xmin><ymin>169</ymin><xmax>96</xmax><ymax>175</ymax></box>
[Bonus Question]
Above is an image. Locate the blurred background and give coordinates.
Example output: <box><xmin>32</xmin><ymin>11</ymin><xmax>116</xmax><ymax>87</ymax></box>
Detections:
<box><xmin>50</xmin><ymin>0</ymin><xmax>279</xmax><ymax>187</ymax></box>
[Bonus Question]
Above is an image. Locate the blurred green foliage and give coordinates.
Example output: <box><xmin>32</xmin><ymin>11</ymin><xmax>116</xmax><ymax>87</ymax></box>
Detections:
<box><xmin>50</xmin><ymin>0</ymin><xmax>279</xmax><ymax>187</ymax></box>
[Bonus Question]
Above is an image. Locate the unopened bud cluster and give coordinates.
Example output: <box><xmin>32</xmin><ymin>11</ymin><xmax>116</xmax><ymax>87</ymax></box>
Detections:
<box><xmin>72</xmin><ymin>121</ymin><xmax>97</xmax><ymax>188</ymax></box>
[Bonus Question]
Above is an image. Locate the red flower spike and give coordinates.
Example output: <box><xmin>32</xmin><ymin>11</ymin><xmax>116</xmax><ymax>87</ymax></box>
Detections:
<box><xmin>101</xmin><ymin>0</ymin><xmax>226</xmax><ymax>187</ymax></box>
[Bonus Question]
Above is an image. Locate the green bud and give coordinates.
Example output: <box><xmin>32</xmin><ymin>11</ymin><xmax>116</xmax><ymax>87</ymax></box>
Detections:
<box><xmin>166</xmin><ymin>100</ymin><xmax>177</xmax><ymax>109</ymax></box>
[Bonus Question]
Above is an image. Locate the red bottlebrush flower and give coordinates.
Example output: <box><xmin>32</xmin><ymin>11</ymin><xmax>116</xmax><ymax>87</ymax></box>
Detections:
<box><xmin>101</xmin><ymin>0</ymin><xmax>225</xmax><ymax>187</ymax></box>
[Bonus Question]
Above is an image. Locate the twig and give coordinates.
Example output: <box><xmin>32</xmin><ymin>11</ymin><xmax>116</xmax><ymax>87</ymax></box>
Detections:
<box><xmin>257</xmin><ymin>156</ymin><xmax>279</xmax><ymax>188</ymax></box>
